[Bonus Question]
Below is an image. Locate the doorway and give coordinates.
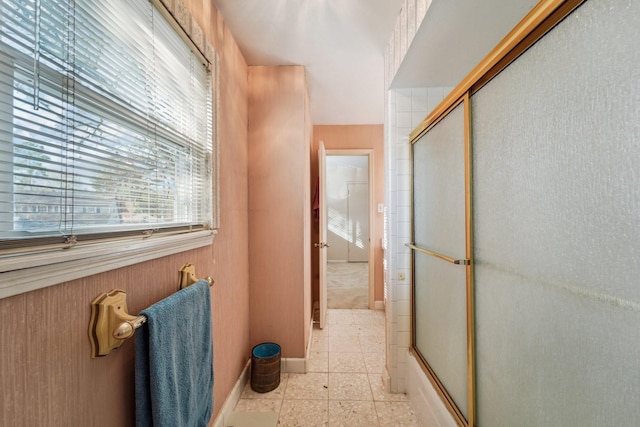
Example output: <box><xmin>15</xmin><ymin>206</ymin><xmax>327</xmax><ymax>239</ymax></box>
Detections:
<box><xmin>324</xmin><ymin>153</ymin><xmax>372</xmax><ymax>310</ymax></box>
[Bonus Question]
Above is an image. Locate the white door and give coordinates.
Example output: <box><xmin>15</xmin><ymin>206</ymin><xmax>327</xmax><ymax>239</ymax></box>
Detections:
<box><xmin>317</xmin><ymin>143</ymin><xmax>328</xmax><ymax>329</ymax></box>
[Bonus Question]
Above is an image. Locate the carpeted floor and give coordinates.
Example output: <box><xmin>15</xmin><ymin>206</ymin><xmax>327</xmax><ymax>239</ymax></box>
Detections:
<box><xmin>327</xmin><ymin>262</ymin><xmax>368</xmax><ymax>309</ymax></box>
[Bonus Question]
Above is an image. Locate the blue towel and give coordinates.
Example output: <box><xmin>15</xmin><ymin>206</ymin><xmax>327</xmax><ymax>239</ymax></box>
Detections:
<box><xmin>135</xmin><ymin>280</ymin><xmax>213</xmax><ymax>427</ymax></box>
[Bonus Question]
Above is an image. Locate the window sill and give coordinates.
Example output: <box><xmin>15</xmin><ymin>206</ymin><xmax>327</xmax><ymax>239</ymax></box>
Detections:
<box><xmin>0</xmin><ymin>230</ymin><xmax>216</xmax><ymax>299</ymax></box>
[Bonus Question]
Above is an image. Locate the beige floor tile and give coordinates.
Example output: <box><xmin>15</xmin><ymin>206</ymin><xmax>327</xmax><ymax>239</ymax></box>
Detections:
<box><xmin>328</xmin><ymin>373</ymin><xmax>373</xmax><ymax>401</ymax></box>
<box><xmin>278</xmin><ymin>399</ymin><xmax>329</xmax><ymax>427</ymax></box>
<box><xmin>375</xmin><ymin>401</ymin><xmax>419</xmax><ymax>427</ymax></box>
<box><xmin>328</xmin><ymin>352</ymin><xmax>367</xmax><ymax>373</ymax></box>
<box><xmin>363</xmin><ymin>353</ymin><xmax>386</xmax><ymax>374</ymax></box>
<box><xmin>328</xmin><ymin>400</ymin><xmax>380</xmax><ymax>427</ymax></box>
<box><xmin>349</xmin><ymin>309</ymin><xmax>373</xmax><ymax>315</ymax></box>
<box><xmin>313</xmin><ymin>324</ymin><xmax>330</xmax><ymax>337</ymax></box>
<box><xmin>329</xmin><ymin>335</ymin><xmax>361</xmax><ymax>353</ymax></box>
<box><xmin>284</xmin><ymin>373</ymin><xmax>329</xmax><ymax>400</ymax></box>
<box><xmin>311</xmin><ymin>335</ymin><xmax>329</xmax><ymax>353</ymax></box>
<box><xmin>226</xmin><ymin>411</ymin><xmax>278</xmax><ymax>427</ymax></box>
<box><xmin>356</xmin><ymin>322</ymin><xmax>385</xmax><ymax>337</ymax></box>
<box><xmin>307</xmin><ymin>351</ymin><xmax>329</xmax><ymax>373</ymax></box>
<box><xmin>329</xmin><ymin>323</ymin><xmax>362</xmax><ymax>337</ymax></box>
<box><xmin>359</xmin><ymin>335</ymin><xmax>385</xmax><ymax>353</ymax></box>
<box><xmin>229</xmin><ymin>308</ymin><xmax>421</xmax><ymax>426</ymax></box>
<box><xmin>327</xmin><ymin>310</ymin><xmax>355</xmax><ymax>325</ymax></box>
<box><xmin>240</xmin><ymin>373</ymin><xmax>288</xmax><ymax>400</ymax></box>
<box><xmin>352</xmin><ymin>311</ymin><xmax>385</xmax><ymax>326</ymax></box>
<box><xmin>233</xmin><ymin>397</ymin><xmax>282</xmax><ymax>413</ymax></box>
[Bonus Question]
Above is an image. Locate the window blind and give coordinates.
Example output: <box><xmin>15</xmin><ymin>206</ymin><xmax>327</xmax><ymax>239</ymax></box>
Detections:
<box><xmin>0</xmin><ymin>0</ymin><xmax>212</xmax><ymax>252</ymax></box>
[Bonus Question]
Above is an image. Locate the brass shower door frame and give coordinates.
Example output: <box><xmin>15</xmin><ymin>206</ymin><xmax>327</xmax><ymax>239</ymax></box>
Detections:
<box><xmin>407</xmin><ymin>1</ymin><xmax>586</xmax><ymax>426</ymax></box>
<box><xmin>408</xmin><ymin>93</ymin><xmax>474</xmax><ymax>427</ymax></box>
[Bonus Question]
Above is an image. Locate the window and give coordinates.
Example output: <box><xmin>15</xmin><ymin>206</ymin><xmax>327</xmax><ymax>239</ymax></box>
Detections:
<box><xmin>0</xmin><ymin>0</ymin><xmax>217</xmax><ymax>298</ymax></box>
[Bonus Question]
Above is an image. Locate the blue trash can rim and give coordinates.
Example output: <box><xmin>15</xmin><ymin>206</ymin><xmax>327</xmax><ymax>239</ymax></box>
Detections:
<box><xmin>252</xmin><ymin>342</ymin><xmax>281</xmax><ymax>358</ymax></box>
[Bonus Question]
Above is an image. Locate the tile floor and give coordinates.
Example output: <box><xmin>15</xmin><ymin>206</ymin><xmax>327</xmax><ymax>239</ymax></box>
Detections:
<box><xmin>327</xmin><ymin>262</ymin><xmax>368</xmax><ymax>309</ymax></box>
<box><xmin>233</xmin><ymin>308</ymin><xmax>419</xmax><ymax>426</ymax></box>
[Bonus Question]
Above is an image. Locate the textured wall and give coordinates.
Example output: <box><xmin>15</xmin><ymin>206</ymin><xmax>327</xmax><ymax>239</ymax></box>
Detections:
<box><xmin>0</xmin><ymin>0</ymin><xmax>250</xmax><ymax>425</ymax></box>
<box><xmin>248</xmin><ymin>65</ymin><xmax>312</xmax><ymax>358</ymax></box>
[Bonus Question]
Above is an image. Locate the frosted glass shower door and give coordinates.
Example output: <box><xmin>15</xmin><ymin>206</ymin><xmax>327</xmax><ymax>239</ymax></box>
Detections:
<box><xmin>410</xmin><ymin>100</ymin><xmax>472</xmax><ymax>423</ymax></box>
<box><xmin>470</xmin><ymin>0</ymin><xmax>640</xmax><ymax>424</ymax></box>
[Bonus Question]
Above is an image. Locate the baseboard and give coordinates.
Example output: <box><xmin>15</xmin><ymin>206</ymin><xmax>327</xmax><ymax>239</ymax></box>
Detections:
<box><xmin>212</xmin><ymin>319</ymin><xmax>314</xmax><ymax>426</ymax></box>
<box><xmin>281</xmin><ymin>357</ymin><xmax>306</xmax><ymax>373</ymax></box>
<box><xmin>374</xmin><ymin>300</ymin><xmax>385</xmax><ymax>310</ymax></box>
<box><xmin>211</xmin><ymin>359</ymin><xmax>250</xmax><ymax>427</ymax></box>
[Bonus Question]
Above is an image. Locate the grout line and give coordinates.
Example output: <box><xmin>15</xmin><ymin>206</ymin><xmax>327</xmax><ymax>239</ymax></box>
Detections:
<box><xmin>243</xmin><ymin>308</ymin><xmax>398</xmax><ymax>426</ymax></box>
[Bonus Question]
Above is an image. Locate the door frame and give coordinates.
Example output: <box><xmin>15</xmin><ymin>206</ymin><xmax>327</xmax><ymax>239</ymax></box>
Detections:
<box><xmin>324</xmin><ymin>149</ymin><xmax>375</xmax><ymax>309</ymax></box>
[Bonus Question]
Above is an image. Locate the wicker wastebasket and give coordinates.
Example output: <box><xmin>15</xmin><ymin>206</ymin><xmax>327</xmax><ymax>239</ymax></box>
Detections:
<box><xmin>250</xmin><ymin>342</ymin><xmax>281</xmax><ymax>393</ymax></box>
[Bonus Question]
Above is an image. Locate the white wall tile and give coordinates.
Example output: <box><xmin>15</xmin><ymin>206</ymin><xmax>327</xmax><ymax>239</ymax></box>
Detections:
<box><xmin>427</xmin><ymin>86</ymin><xmax>444</xmax><ymax>100</ymax></box>
<box><xmin>398</xmin><ymin>331</ymin><xmax>411</xmax><ymax>347</ymax></box>
<box><xmin>397</xmin><ymin>190</ymin><xmax>411</xmax><ymax>207</ymax></box>
<box><xmin>395</xmin><ymin>238</ymin><xmax>409</xmax><ymax>252</ymax></box>
<box><xmin>396</xmin><ymin>372</ymin><xmax>407</xmax><ymax>391</ymax></box>
<box><xmin>397</xmin><ymin>205</ymin><xmax>411</xmax><ymax>221</ymax></box>
<box><xmin>398</xmin><ymin>315</ymin><xmax>411</xmax><ymax>332</ymax></box>
<box><xmin>397</xmin><ymin>222</ymin><xmax>411</xmax><ymax>238</ymax></box>
<box><xmin>397</xmin><ymin>299</ymin><xmax>411</xmax><ymax>317</ymax></box>
<box><xmin>412</xmin><ymin>111</ymin><xmax>428</xmax><ymax>128</ymax></box>
<box><xmin>396</xmin><ymin>143</ymin><xmax>410</xmax><ymax>161</ymax></box>
<box><xmin>396</xmin><ymin>89</ymin><xmax>412</xmax><ymax>111</ymax></box>
<box><xmin>396</xmin><ymin>111</ymin><xmax>412</xmax><ymax>128</ymax></box>
<box><xmin>397</xmin><ymin>284</ymin><xmax>411</xmax><ymax>302</ymax></box>
<box><xmin>398</xmin><ymin>252</ymin><xmax>412</xmax><ymax>267</ymax></box>
<box><xmin>388</xmin><ymin>89</ymin><xmax>396</xmax><ymax>105</ymax></box>
<box><xmin>411</xmin><ymin>88</ymin><xmax>428</xmax><ymax>110</ymax></box>
<box><xmin>396</xmin><ymin>127</ymin><xmax>412</xmax><ymax>142</ymax></box>
<box><xmin>397</xmin><ymin>347</ymin><xmax>408</xmax><ymax>365</ymax></box>
<box><xmin>397</xmin><ymin>174</ymin><xmax>411</xmax><ymax>191</ymax></box>
<box><xmin>385</xmin><ymin>86</ymin><xmax>453</xmax><ymax>395</ymax></box>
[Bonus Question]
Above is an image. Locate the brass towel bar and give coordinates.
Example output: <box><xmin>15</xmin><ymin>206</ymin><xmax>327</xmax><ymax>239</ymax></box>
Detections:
<box><xmin>405</xmin><ymin>243</ymin><xmax>471</xmax><ymax>266</ymax></box>
<box><xmin>88</xmin><ymin>263</ymin><xmax>213</xmax><ymax>358</ymax></box>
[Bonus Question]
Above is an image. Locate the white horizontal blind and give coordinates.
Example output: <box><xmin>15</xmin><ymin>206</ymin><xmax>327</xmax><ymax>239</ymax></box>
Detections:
<box><xmin>0</xmin><ymin>0</ymin><xmax>212</xmax><ymax>250</ymax></box>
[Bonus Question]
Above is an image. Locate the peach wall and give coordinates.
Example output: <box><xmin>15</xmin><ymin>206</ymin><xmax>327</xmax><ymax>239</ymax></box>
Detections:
<box><xmin>248</xmin><ymin>66</ymin><xmax>312</xmax><ymax>358</ymax></box>
<box><xmin>0</xmin><ymin>1</ymin><xmax>250</xmax><ymax>425</ymax></box>
<box><xmin>311</xmin><ymin>125</ymin><xmax>385</xmax><ymax>304</ymax></box>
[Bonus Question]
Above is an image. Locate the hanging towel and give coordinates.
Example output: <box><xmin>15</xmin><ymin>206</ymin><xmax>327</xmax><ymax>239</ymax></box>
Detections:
<box><xmin>135</xmin><ymin>280</ymin><xmax>213</xmax><ymax>427</ymax></box>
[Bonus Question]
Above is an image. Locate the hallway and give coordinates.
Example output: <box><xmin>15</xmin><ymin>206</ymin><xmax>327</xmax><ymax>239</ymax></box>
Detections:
<box><xmin>232</xmin><ymin>309</ymin><xmax>419</xmax><ymax>426</ymax></box>
<box><xmin>327</xmin><ymin>262</ymin><xmax>369</xmax><ymax>309</ymax></box>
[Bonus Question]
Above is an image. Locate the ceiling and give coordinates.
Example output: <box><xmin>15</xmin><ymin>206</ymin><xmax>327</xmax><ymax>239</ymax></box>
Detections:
<box><xmin>211</xmin><ymin>0</ymin><xmax>539</xmax><ymax>125</ymax></box>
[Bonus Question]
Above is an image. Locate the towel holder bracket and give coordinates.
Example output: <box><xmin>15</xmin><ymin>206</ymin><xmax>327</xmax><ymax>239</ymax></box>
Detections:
<box><xmin>89</xmin><ymin>289</ymin><xmax>138</xmax><ymax>358</ymax></box>
<box><xmin>88</xmin><ymin>263</ymin><xmax>214</xmax><ymax>358</ymax></box>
